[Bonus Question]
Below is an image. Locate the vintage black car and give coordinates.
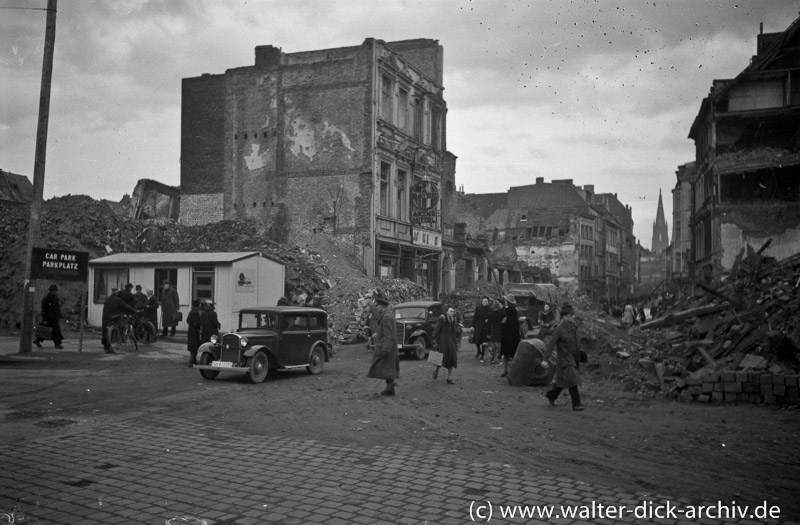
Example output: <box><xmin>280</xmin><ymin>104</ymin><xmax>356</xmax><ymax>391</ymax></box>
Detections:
<box><xmin>193</xmin><ymin>306</ymin><xmax>330</xmax><ymax>383</ymax></box>
<box><xmin>393</xmin><ymin>300</ymin><xmax>443</xmax><ymax>360</ymax></box>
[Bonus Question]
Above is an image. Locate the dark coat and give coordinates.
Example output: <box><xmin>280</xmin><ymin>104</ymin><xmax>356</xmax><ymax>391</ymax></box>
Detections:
<box><xmin>186</xmin><ymin>307</ymin><xmax>202</xmax><ymax>352</ymax></box>
<box><xmin>367</xmin><ymin>307</ymin><xmax>399</xmax><ymax>380</ymax></box>
<box><xmin>40</xmin><ymin>292</ymin><xmax>62</xmax><ymax>324</ymax></box>
<box><xmin>432</xmin><ymin>314</ymin><xmax>459</xmax><ymax>368</ymax></box>
<box><xmin>200</xmin><ymin>309</ymin><xmax>220</xmax><ymax>343</ymax></box>
<box><xmin>487</xmin><ymin>307</ymin><xmax>504</xmax><ymax>343</ymax></box>
<box><xmin>500</xmin><ymin>306</ymin><xmax>521</xmax><ymax>358</ymax></box>
<box><xmin>544</xmin><ymin>316</ymin><xmax>582</xmax><ymax>388</ymax></box>
<box><xmin>144</xmin><ymin>294</ymin><xmax>159</xmax><ymax>329</ymax></box>
<box><xmin>101</xmin><ymin>293</ymin><xmax>137</xmax><ymax>347</ymax></box>
<box><xmin>133</xmin><ymin>291</ymin><xmax>148</xmax><ymax>311</ymax></box>
<box><xmin>39</xmin><ymin>292</ymin><xmax>63</xmax><ymax>344</ymax></box>
<box><xmin>161</xmin><ymin>287</ymin><xmax>180</xmax><ymax>328</ymax></box>
<box><xmin>472</xmin><ymin>303</ymin><xmax>492</xmax><ymax>345</ymax></box>
<box><xmin>118</xmin><ymin>289</ymin><xmax>135</xmax><ymax>308</ymax></box>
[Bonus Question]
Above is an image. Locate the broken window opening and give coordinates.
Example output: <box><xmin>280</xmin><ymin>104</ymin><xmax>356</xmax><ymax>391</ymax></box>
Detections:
<box><xmin>719</xmin><ymin>167</ymin><xmax>800</xmax><ymax>203</ymax></box>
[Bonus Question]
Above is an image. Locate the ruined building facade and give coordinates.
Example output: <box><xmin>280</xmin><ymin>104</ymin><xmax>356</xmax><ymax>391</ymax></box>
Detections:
<box><xmin>671</xmin><ymin>162</ymin><xmax>695</xmax><ymax>279</ymax></box>
<box><xmin>458</xmin><ymin>178</ymin><xmax>637</xmax><ymax>302</ymax></box>
<box><xmin>180</xmin><ymin>39</ymin><xmax>457</xmax><ymax>296</ymax></box>
<box><xmin>688</xmin><ymin>17</ymin><xmax>800</xmax><ymax>282</ymax></box>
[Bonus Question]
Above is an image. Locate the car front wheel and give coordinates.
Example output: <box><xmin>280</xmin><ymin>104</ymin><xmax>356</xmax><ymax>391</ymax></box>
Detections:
<box><xmin>307</xmin><ymin>346</ymin><xmax>325</xmax><ymax>375</ymax></box>
<box><xmin>247</xmin><ymin>352</ymin><xmax>269</xmax><ymax>384</ymax></box>
<box><xmin>412</xmin><ymin>337</ymin><xmax>427</xmax><ymax>360</ymax></box>
<box><xmin>198</xmin><ymin>353</ymin><xmax>219</xmax><ymax>380</ymax></box>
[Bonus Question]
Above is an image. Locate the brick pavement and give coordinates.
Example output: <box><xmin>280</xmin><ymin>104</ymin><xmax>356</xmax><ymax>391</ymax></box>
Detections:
<box><xmin>0</xmin><ymin>414</ymin><xmax>797</xmax><ymax>525</ymax></box>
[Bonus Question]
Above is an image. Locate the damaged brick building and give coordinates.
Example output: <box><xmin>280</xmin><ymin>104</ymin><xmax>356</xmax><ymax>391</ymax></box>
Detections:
<box><xmin>458</xmin><ymin>178</ymin><xmax>638</xmax><ymax>302</ymax></box>
<box><xmin>688</xmin><ymin>17</ymin><xmax>800</xmax><ymax>282</ymax></box>
<box><xmin>180</xmin><ymin>38</ymin><xmax>457</xmax><ymax>297</ymax></box>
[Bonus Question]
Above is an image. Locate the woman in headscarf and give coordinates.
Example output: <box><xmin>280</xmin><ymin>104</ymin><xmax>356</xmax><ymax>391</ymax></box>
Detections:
<box><xmin>472</xmin><ymin>295</ymin><xmax>492</xmax><ymax>360</ymax></box>
<box><xmin>432</xmin><ymin>305</ymin><xmax>461</xmax><ymax>384</ymax></box>
<box><xmin>499</xmin><ymin>294</ymin><xmax>520</xmax><ymax>378</ymax></box>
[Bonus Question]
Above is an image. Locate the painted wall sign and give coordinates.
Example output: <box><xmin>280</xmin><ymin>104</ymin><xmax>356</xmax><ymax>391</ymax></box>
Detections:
<box><xmin>412</xmin><ymin>227</ymin><xmax>441</xmax><ymax>249</ymax></box>
<box><xmin>31</xmin><ymin>248</ymin><xmax>89</xmax><ymax>282</ymax></box>
<box><xmin>411</xmin><ymin>180</ymin><xmax>439</xmax><ymax>227</ymax></box>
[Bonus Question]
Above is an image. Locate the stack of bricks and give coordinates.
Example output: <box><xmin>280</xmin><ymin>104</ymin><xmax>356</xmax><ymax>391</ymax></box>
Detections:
<box><xmin>682</xmin><ymin>370</ymin><xmax>800</xmax><ymax>405</ymax></box>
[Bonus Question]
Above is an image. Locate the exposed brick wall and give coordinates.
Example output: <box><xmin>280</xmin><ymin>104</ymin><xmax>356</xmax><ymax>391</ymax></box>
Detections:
<box><xmin>385</xmin><ymin>39</ymin><xmax>443</xmax><ymax>84</ymax></box>
<box><xmin>682</xmin><ymin>370</ymin><xmax>800</xmax><ymax>405</ymax></box>
<box><xmin>180</xmin><ymin>193</ymin><xmax>224</xmax><ymax>225</ymax></box>
<box><xmin>181</xmin><ymin>75</ymin><xmax>225</xmax><ymax>195</ymax></box>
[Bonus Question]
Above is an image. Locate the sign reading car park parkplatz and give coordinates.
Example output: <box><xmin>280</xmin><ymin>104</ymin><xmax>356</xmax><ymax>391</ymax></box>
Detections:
<box><xmin>31</xmin><ymin>248</ymin><xmax>89</xmax><ymax>282</ymax></box>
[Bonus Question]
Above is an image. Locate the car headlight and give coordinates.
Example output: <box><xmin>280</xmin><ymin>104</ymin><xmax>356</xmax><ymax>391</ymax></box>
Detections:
<box><xmin>210</xmin><ymin>334</ymin><xmax>218</xmax><ymax>344</ymax></box>
<box><xmin>240</xmin><ymin>337</ymin><xmax>248</xmax><ymax>347</ymax></box>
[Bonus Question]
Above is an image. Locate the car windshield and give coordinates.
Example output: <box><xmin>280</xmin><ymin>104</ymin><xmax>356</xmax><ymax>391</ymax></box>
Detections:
<box><xmin>395</xmin><ymin>307</ymin><xmax>427</xmax><ymax>319</ymax></box>
<box><xmin>239</xmin><ymin>312</ymin><xmax>278</xmax><ymax>329</ymax></box>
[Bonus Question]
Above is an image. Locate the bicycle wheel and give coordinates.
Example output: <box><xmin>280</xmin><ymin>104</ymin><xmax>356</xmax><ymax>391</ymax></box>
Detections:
<box><xmin>125</xmin><ymin>326</ymin><xmax>139</xmax><ymax>352</ymax></box>
<box><xmin>107</xmin><ymin>325</ymin><xmax>123</xmax><ymax>355</ymax></box>
<box><xmin>134</xmin><ymin>321</ymin><xmax>157</xmax><ymax>345</ymax></box>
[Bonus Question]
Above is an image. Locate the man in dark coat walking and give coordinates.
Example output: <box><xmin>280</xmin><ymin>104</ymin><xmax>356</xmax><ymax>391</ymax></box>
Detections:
<box><xmin>542</xmin><ymin>303</ymin><xmax>585</xmax><ymax>411</ymax></box>
<box><xmin>35</xmin><ymin>284</ymin><xmax>63</xmax><ymax>349</ymax></box>
<box><xmin>366</xmin><ymin>291</ymin><xmax>399</xmax><ymax>396</ymax></box>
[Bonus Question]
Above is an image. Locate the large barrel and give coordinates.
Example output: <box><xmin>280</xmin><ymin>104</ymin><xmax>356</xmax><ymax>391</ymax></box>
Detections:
<box><xmin>507</xmin><ymin>338</ymin><xmax>554</xmax><ymax>386</ymax></box>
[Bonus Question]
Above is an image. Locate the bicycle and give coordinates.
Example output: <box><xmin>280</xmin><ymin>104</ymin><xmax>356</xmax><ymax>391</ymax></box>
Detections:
<box><xmin>107</xmin><ymin>314</ymin><xmax>138</xmax><ymax>354</ymax></box>
<box><xmin>132</xmin><ymin>312</ymin><xmax>157</xmax><ymax>345</ymax></box>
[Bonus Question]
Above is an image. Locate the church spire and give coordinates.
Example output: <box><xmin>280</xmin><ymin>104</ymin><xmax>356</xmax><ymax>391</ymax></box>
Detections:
<box><xmin>652</xmin><ymin>189</ymin><xmax>669</xmax><ymax>252</ymax></box>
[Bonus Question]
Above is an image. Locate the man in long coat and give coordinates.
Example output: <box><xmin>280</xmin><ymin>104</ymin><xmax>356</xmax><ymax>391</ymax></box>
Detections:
<box><xmin>366</xmin><ymin>291</ymin><xmax>399</xmax><ymax>396</ymax></box>
<box><xmin>160</xmin><ymin>280</ymin><xmax>180</xmax><ymax>337</ymax></box>
<box><xmin>35</xmin><ymin>284</ymin><xmax>63</xmax><ymax>349</ymax></box>
<box><xmin>144</xmin><ymin>289</ymin><xmax>159</xmax><ymax>331</ymax></box>
<box><xmin>542</xmin><ymin>302</ymin><xmax>585</xmax><ymax>411</ymax></box>
<box><xmin>186</xmin><ymin>300</ymin><xmax>202</xmax><ymax>366</ymax></box>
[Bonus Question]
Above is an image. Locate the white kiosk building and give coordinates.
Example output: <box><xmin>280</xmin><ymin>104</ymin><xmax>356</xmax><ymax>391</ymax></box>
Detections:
<box><xmin>87</xmin><ymin>252</ymin><xmax>284</xmax><ymax>331</ymax></box>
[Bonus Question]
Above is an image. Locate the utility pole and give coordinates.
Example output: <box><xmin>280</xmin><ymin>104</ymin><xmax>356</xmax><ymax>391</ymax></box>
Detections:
<box><xmin>19</xmin><ymin>0</ymin><xmax>57</xmax><ymax>354</ymax></box>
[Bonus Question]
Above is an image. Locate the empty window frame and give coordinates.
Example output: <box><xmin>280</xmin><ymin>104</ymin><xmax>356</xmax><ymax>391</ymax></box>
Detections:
<box><xmin>380</xmin><ymin>75</ymin><xmax>393</xmax><ymax>121</ymax></box>
<box><xmin>379</xmin><ymin>162</ymin><xmax>391</xmax><ymax>216</ymax></box>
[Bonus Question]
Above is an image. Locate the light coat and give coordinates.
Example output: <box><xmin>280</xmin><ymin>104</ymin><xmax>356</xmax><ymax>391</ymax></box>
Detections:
<box><xmin>367</xmin><ymin>307</ymin><xmax>399</xmax><ymax>380</ymax></box>
<box><xmin>544</xmin><ymin>316</ymin><xmax>582</xmax><ymax>388</ymax></box>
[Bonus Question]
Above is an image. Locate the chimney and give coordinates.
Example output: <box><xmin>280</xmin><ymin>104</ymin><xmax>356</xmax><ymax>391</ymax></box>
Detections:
<box><xmin>584</xmin><ymin>184</ymin><xmax>594</xmax><ymax>193</ymax></box>
<box><xmin>255</xmin><ymin>45</ymin><xmax>282</xmax><ymax>67</ymax></box>
<box><xmin>536</xmin><ymin>177</ymin><xmax>544</xmax><ymax>184</ymax></box>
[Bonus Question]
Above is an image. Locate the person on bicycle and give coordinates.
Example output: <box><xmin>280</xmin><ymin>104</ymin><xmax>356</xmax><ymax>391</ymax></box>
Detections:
<box><xmin>101</xmin><ymin>286</ymin><xmax>137</xmax><ymax>353</ymax></box>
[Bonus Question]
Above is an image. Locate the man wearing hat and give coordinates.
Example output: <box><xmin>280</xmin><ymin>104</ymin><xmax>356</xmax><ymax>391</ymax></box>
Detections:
<box><xmin>133</xmin><ymin>284</ymin><xmax>148</xmax><ymax>311</ymax></box>
<box><xmin>499</xmin><ymin>294</ymin><xmax>521</xmax><ymax>378</ymax></box>
<box><xmin>118</xmin><ymin>283</ymin><xmax>135</xmax><ymax>308</ymax></box>
<box><xmin>101</xmin><ymin>286</ymin><xmax>137</xmax><ymax>353</ymax></box>
<box><xmin>160</xmin><ymin>280</ymin><xmax>180</xmax><ymax>337</ymax></box>
<box><xmin>366</xmin><ymin>290</ymin><xmax>400</xmax><ymax>396</ymax></box>
<box><xmin>34</xmin><ymin>284</ymin><xmax>63</xmax><ymax>349</ymax></box>
<box><xmin>542</xmin><ymin>302</ymin><xmax>585</xmax><ymax>411</ymax></box>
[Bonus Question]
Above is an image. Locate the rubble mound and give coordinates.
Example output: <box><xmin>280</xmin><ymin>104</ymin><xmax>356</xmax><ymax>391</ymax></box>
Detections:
<box><xmin>0</xmin><ymin>196</ymin><xmax>430</xmax><ymax>338</ymax></box>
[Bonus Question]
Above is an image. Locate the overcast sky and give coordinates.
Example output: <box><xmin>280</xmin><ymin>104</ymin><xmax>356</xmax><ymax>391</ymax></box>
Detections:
<box><xmin>2</xmin><ymin>1</ymin><xmax>798</xmax><ymax>249</ymax></box>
